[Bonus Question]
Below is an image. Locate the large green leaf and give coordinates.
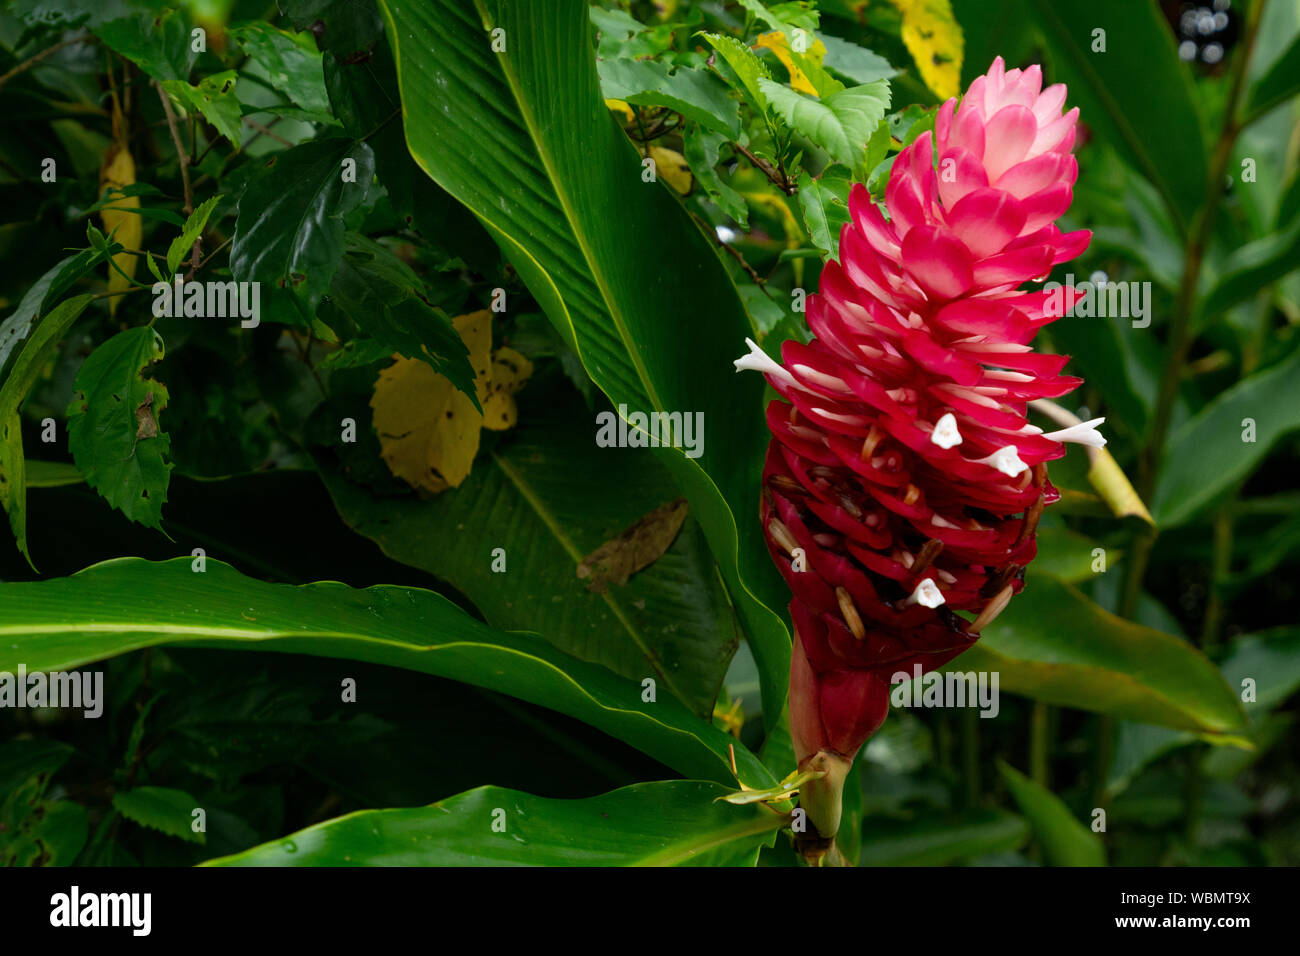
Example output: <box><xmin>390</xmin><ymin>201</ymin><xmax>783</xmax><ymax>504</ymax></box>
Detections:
<box><xmin>0</xmin><ymin>557</ymin><xmax>774</xmax><ymax>790</ymax></box>
<box><xmin>1245</xmin><ymin>31</ymin><xmax>1300</xmax><ymax>122</ymax></box>
<box><xmin>1199</xmin><ymin>216</ymin><xmax>1300</xmax><ymax>321</ymax></box>
<box><xmin>758</xmin><ymin>78</ymin><xmax>890</xmax><ymax>169</ymax></box>
<box><xmin>858</xmin><ymin>808</ymin><xmax>1027</xmax><ymax>866</ymax></box>
<box><xmin>379</xmin><ymin>0</ymin><xmax>791</xmax><ymax>724</ymax></box>
<box><xmin>66</xmin><ymin>326</ymin><xmax>173</xmax><ymax>531</ymax></box>
<box><xmin>230</xmin><ymin>137</ymin><xmax>375</xmax><ymax>323</ymax></box>
<box><xmin>230</xmin><ymin>21</ymin><xmax>332</xmax><ymax>114</ymax></box>
<box><xmin>316</xmin><ymin>380</ymin><xmax>739</xmax><ymax>718</ymax></box>
<box><xmin>947</xmin><ymin>574</ymin><xmax>1247</xmax><ymax>735</ymax></box>
<box><xmin>1153</xmin><ymin>346</ymin><xmax>1300</xmax><ymax>527</ymax></box>
<box><xmin>0</xmin><ymin>295</ymin><xmax>95</xmax><ymax>563</ymax></box>
<box><xmin>203</xmin><ymin>780</ymin><xmax>783</xmax><ymax>866</ymax></box>
<box><xmin>998</xmin><ymin>762</ymin><xmax>1105</xmax><ymax>866</ymax></box>
<box><xmin>1022</xmin><ymin>0</ymin><xmax>1208</xmax><ymax>233</ymax></box>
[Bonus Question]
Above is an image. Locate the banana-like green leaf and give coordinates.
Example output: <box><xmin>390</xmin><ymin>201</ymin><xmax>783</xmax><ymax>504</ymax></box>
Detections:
<box><xmin>203</xmin><ymin>780</ymin><xmax>784</xmax><ymax>866</ymax></box>
<box><xmin>0</xmin><ymin>557</ymin><xmax>774</xmax><ymax>790</ymax></box>
<box><xmin>998</xmin><ymin>761</ymin><xmax>1105</xmax><ymax>866</ymax></box>
<box><xmin>379</xmin><ymin>0</ymin><xmax>791</xmax><ymax>724</ymax></box>
<box><xmin>946</xmin><ymin>574</ymin><xmax>1247</xmax><ymax>735</ymax></box>
<box><xmin>1154</xmin><ymin>346</ymin><xmax>1300</xmax><ymax>528</ymax></box>
<box><xmin>316</xmin><ymin>380</ymin><xmax>738</xmax><ymax>719</ymax></box>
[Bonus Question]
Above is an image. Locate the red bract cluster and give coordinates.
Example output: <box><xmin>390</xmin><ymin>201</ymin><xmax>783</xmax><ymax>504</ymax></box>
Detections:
<box><xmin>738</xmin><ymin>58</ymin><xmax>1104</xmax><ymax>776</ymax></box>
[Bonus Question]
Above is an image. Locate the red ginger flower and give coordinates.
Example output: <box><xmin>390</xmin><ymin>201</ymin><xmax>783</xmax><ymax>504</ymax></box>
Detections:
<box><xmin>736</xmin><ymin>57</ymin><xmax>1104</xmax><ymax>857</ymax></box>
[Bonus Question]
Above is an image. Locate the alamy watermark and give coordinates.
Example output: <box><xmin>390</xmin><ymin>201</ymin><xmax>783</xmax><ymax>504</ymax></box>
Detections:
<box><xmin>152</xmin><ymin>275</ymin><xmax>260</xmax><ymax>328</ymax></box>
<box><xmin>890</xmin><ymin>663</ymin><xmax>1000</xmax><ymax>718</ymax></box>
<box><xmin>1045</xmin><ymin>272</ymin><xmax>1151</xmax><ymax>329</ymax></box>
<box><xmin>0</xmin><ymin>664</ymin><xmax>103</xmax><ymax>718</ymax></box>
<box><xmin>595</xmin><ymin>404</ymin><xmax>704</xmax><ymax>459</ymax></box>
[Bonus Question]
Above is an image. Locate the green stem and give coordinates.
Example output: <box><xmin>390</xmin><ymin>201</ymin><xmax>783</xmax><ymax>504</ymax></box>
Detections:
<box><xmin>960</xmin><ymin>707</ymin><xmax>980</xmax><ymax>807</ymax></box>
<box><xmin>1119</xmin><ymin>0</ymin><xmax>1266</xmax><ymax>624</ymax></box>
<box><xmin>1200</xmin><ymin>509</ymin><xmax>1234</xmax><ymax>651</ymax></box>
<box><xmin>1030</xmin><ymin>701</ymin><xmax>1050</xmax><ymax>788</ymax></box>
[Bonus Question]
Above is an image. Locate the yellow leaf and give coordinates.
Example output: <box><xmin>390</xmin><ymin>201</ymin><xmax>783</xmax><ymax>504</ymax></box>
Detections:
<box><xmin>890</xmin><ymin>0</ymin><xmax>964</xmax><ymax>101</ymax></box>
<box><xmin>371</xmin><ymin>311</ymin><xmax>532</xmax><ymax>493</ymax></box>
<box><xmin>482</xmin><ymin>346</ymin><xmax>533</xmax><ymax>431</ymax></box>
<box><xmin>605</xmin><ymin>97</ymin><xmax>635</xmax><ymax>122</ymax></box>
<box><xmin>99</xmin><ymin>141</ymin><xmax>140</xmax><ymax>317</ymax></box>
<box><xmin>649</xmin><ymin>146</ymin><xmax>692</xmax><ymax>195</ymax></box>
<box><xmin>754</xmin><ymin>31</ymin><xmax>829</xmax><ymax>97</ymax></box>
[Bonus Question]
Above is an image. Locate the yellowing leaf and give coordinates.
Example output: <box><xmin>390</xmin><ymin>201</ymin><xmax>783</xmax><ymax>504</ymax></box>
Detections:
<box><xmin>754</xmin><ymin>30</ymin><xmax>829</xmax><ymax>97</ymax></box>
<box><xmin>371</xmin><ymin>311</ymin><xmax>532</xmax><ymax>493</ymax></box>
<box><xmin>482</xmin><ymin>346</ymin><xmax>533</xmax><ymax>431</ymax></box>
<box><xmin>890</xmin><ymin>0</ymin><xmax>964</xmax><ymax>101</ymax></box>
<box><xmin>99</xmin><ymin>142</ymin><xmax>140</xmax><ymax>317</ymax></box>
<box><xmin>649</xmin><ymin>146</ymin><xmax>692</xmax><ymax>195</ymax></box>
<box><xmin>605</xmin><ymin>97</ymin><xmax>634</xmax><ymax>122</ymax></box>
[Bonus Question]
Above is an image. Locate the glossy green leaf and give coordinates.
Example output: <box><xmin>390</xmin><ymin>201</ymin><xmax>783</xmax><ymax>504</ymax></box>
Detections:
<box><xmin>998</xmin><ymin>761</ymin><xmax>1105</xmax><ymax>866</ymax></box>
<box><xmin>597</xmin><ymin>59</ymin><xmax>741</xmax><ymax>136</ymax></box>
<box><xmin>1024</xmin><ymin>0</ymin><xmax>1208</xmax><ymax>233</ymax></box>
<box><xmin>858</xmin><ymin>808</ymin><xmax>1027</xmax><ymax>866</ymax></box>
<box><xmin>161</xmin><ymin>72</ymin><xmax>244</xmax><ymax>146</ymax></box>
<box><xmin>113</xmin><ymin>787</ymin><xmax>205</xmax><ymax>845</ymax></box>
<box><xmin>230</xmin><ymin>137</ymin><xmax>375</xmax><ymax>323</ymax></box>
<box><xmin>66</xmin><ymin>326</ymin><xmax>173</xmax><ymax>531</ymax></box>
<box><xmin>315</xmin><ymin>380</ymin><xmax>740</xmax><ymax>718</ymax></box>
<box><xmin>0</xmin><ymin>557</ymin><xmax>775</xmax><ymax>790</ymax></box>
<box><xmin>380</xmin><ymin>0</ymin><xmax>791</xmax><ymax>725</ymax></box>
<box><xmin>231</xmin><ymin>21</ymin><xmax>332</xmax><ymax>114</ymax></box>
<box><xmin>323</xmin><ymin>235</ymin><xmax>475</xmax><ymax>400</ymax></box>
<box><xmin>949</xmin><ymin>574</ymin><xmax>1247</xmax><ymax>735</ymax></box>
<box><xmin>683</xmin><ymin>126</ymin><xmax>748</xmax><ymax>226</ymax></box>
<box><xmin>94</xmin><ymin>8</ymin><xmax>196</xmax><ymax>83</ymax></box>
<box><xmin>1153</xmin><ymin>346</ymin><xmax>1300</xmax><ymax>527</ymax></box>
<box><xmin>204</xmin><ymin>780</ymin><xmax>783</xmax><ymax>866</ymax></box>
<box><xmin>758</xmin><ymin>78</ymin><xmax>890</xmax><ymax>167</ymax></box>
<box><xmin>699</xmin><ymin>31</ymin><xmax>772</xmax><ymax>112</ymax></box>
<box><xmin>797</xmin><ymin>166</ymin><xmax>851</xmax><ymax>259</ymax></box>
<box><xmin>1199</xmin><ymin>216</ymin><xmax>1300</xmax><ymax>321</ymax></box>
<box><xmin>0</xmin><ymin>250</ymin><xmax>116</xmax><ymax>376</ymax></box>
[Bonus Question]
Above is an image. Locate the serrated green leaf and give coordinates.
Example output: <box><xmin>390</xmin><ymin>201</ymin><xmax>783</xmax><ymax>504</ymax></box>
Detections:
<box><xmin>797</xmin><ymin>166</ymin><xmax>851</xmax><ymax>259</ymax></box>
<box><xmin>113</xmin><ymin>786</ymin><xmax>205</xmax><ymax>845</ymax></box>
<box><xmin>700</xmin><ymin>31</ymin><xmax>772</xmax><ymax>112</ymax></box>
<box><xmin>597</xmin><ymin>59</ymin><xmax>740</xmax><ymax>137</ymax></box>
<box><xmin>230</xmin><ymin>21</ymin><xmax>331</xmax><ymax>113</ymax></box>
<box><xmin>166</xmin><ymin>195</ymin><xmax>222</xmax><ymax>277</ymax></box>
<box><xmin>161</xmin><ymin>71</ymin><xmax>244</xmax><ymax>146</ymax></box>
<box><xmin>231</xmin><ymin>137</ymin><xmax>375</xmax><ymax>323</ymax></box>
<box><xmin>66</xmin><ymin>326</ymin><xmax>172</xmax><ymax>531</ymax></box>
<box><xmin>94</xmin><ymin>8</ymin><xmax>196</xmax><ymax>83</ymax></box>
<box><xmin>819</xmin><ymin>33</ymin><xmax>895</xmax><ymax>84</ymax></box>
<box><xmin>325</xmin><ymin>235</ymin><xmax>475</xmax><ymax>401</ymax></box>
<box><xmin>683</xmin><ymin>126</ymin><xmax>748</xmax><ymax>226</ymax></box>
<box><xmin>758</xmin><ymin>78</ymin><xmax>890</xmax><ymax>167</ymax></box>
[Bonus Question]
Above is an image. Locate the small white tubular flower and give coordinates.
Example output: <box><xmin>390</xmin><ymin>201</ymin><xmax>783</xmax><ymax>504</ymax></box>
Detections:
<box><xmin>734</xmin><ymin>337</ymin><xmax>796</xmax><ymax>388</ymax></box>
<box><xmin>1043</xmin><ymin>416</ymin><xmax>1107</xmax><ymax>448</ymax></box>
<box><xmin>976</xmin><ymin>445</ymin><xmax>1029</xmax><ymax>477</ymax></box>
<box><xmin>930</xmin><ymin>412</ymin><xmax>963</xmax><ymax>449</ymax></box>
<box><xmin>905</xmin><ymin>577</ymin><xmax>945</xmax><ymax>608</ymax></box>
